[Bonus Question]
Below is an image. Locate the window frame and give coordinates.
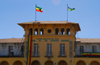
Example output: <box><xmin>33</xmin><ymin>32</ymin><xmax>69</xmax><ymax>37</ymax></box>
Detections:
<box><xmin>47</xmin><ymin>44</ymin><xmax>52</xmax><ymax>55</ymax></box>
<box><xmin>80</xmin><ymin>46</ymin><xmax>84</xmax><ymax>52</ymax></box>
<box><xmin>34</xmin><ymin>43</ymin><xmax>38</xmax><ymax>56</ymax></box>
<box><xmin>60</xmin><ymin>44</ymin><xmax>65</xmax><ymax>55</ymax></box>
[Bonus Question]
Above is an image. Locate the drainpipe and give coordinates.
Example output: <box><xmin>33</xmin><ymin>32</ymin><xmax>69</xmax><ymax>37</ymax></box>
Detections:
<box><xmin>87</xmin><ymin>63</ymin><xmax>88</xmax><ymax>65</ymax></box>
<box><xmin>54</xmin><ymin>62</ymin><xmax>56</xmax><ymax>65</ymax></box>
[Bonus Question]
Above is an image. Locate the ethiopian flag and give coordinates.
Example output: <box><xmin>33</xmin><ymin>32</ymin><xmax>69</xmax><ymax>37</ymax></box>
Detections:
<box><xmin>36</xmin><ymin>6</ymin><xmax>43</xmax><ymax>12</ymax></box>
<box><xmin>68</xmin><ymin>7</ymin><xmax>75</xmax><ymax>11</ymax></box>
<box><xmin>27</xmin><ymin>34</ymin><xmax>32</xmax><ymax>65</ymax></box>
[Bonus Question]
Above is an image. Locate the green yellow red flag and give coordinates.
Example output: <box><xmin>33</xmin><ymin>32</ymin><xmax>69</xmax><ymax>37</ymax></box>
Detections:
<box><xmin>27</xmin><ymin>34</ymin><xmax>32</xmax><ymax>65</ymax></box>
<box><xmin>36</xmin><ymin>6</ymin><xmax>43</xmax><ymax>12</ymax></box>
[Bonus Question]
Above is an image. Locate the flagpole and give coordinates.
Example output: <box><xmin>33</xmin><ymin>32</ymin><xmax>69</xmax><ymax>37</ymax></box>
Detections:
<box><xmin>67</xmin><ymin>4</ymin><xmax>68</xmax><ymax>22</ymax></box>
<box><xmin>35</xmin><ymin>4</ymin><xmax>37</xmax><ymax>21</ymax></box>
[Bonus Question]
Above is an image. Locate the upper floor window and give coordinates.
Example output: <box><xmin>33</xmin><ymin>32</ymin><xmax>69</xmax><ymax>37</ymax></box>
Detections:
<box><xmin>60</xmin><ymin>44</ymin><xmax>65</xmax><ymax>56</ymax></box>
<box><xmin>8</xmin><ymin>46</ymin><xmax>14</xmax><ymax>56</ymax></box>
<box><xmin>34</xmin><ymin>44</ymin><xmax>38</xmax><ymax>52</ymax></box>
<box><xmin>21</xmin><ymin>46</ymin><xmax>24</xmax><ymax>55</ymax></box>
<box><xmin>35</xmin><ymin>28</ymin><xmax>38</xmax><ymax>35</ymax></box>
<box><xmin>33</xmin><ymin>44</ymin><xmax>38</xmax><ymax>56</ymax></box>
<box><xmin>55</xmin><ymin>28</ymin><xmax>59</xmax><ymax>35</ymax></box>
<box><xmin>21</xmin><ymin>46</ymin><xmax>24</xmax><ymax>52</ymax></box>
<box><xmin>66</xmin><ymin>28</ymin><xmax>70</xmax><ymax>35</ymax></box>
<box><xmin>92</xmin><ymin>46</ymin><xmax>97</xmax><ymax>52</ymax></box>
<box><xmin>61</xmin><ymin>28</ymin><xmax>65</xmax><ymax>35</ymax></box>
<box><xmin>60</xmin><ymin>44</ymin><xmax>65</xmax><ymax>52</ymax></box>
<box><xmin>2</xmin><ymin>43</ymin><xmax>3</xmax><ymax>47</ymax></box>
<box><xmin>48</xmin><ymin>29</ymin><xmax>51</xmax><ymax>33</ymax></box>
<box><xmin>9</xmin><ymin>46</ymin><xmax>13</xmax><ymax>52</ymax></box>
<box><xmin>80</xmin><ymin>46</ymin><xmax>84</xmax><ymax>52</ymax></box>
<box><xmin>47</xmin><ymin>44</ymin><xmax>52</xmax><ymax>56</ymax></box>
<box><xmin>40</xmin><ymin>28</ymin><xmax>44</xmax><ymax>35</ymax></box>
<box><xmin>29</xmin><ymin>28</ymin><xmax>33</xmax><ymax>35</ymax></box>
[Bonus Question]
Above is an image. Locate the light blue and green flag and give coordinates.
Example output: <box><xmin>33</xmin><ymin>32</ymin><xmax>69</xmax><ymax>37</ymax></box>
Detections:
<box><xmin>68</xmin><ymin>7</ymin><xmax>75</xmax><ymax>11</ymax></box>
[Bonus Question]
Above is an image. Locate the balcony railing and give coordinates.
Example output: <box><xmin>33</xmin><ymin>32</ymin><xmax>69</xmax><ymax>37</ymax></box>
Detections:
<box><xmin>33</xmin><ymin>52</ymin><xmax>39</xmax><ymax>57</ymax></box>
<box><xmin>0</xmin><ymin>52</ymin><xmax>24</xmax><ymax>57</ymax></box>
<box><xmin>58</xmin><ymin>51</ymin><xmax>67</xmax><ymax>57</ymax></box>
<box><xmin>75</xmin><ymin>52</ymin><xmax>100</xmax><ymax>57</ymax></box>
<box><xmin>21</xmin><ymin>52</ymin><xmax>24</xmax><ymax>56</ymax></box>
<box><xmin>45</xmin><ymin>51</ymin><xmax>53</xmax><ymax>57</ymax></box>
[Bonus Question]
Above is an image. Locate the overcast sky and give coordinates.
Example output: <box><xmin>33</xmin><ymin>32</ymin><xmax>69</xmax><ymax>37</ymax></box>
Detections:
<box><xmin>0</xmin><ymin>0</ymin><xmax>100</xmax><ymax>39</ymax></box>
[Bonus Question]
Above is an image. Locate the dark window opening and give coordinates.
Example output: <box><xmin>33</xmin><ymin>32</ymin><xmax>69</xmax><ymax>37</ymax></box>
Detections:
<box><xmin>47</xmin><ymin>44</ymin><xmax>52</xmax><ymax>56</ymax></box>
<box><xmin>60</xmin><ymin>44</ymin><xmax>65</xmax><ymax>56</ymax></box>
<box><xmin>48</xmin><ymin>29</ymin><xmax>51</xmax><ymax>33</ymax></box>
<box><xmin>21</xmin><ymin>46</ymin><xmax>24</xmax><ymax>52</ymax></box>
<box><xmin>61</xmin><ymin>28</ymin><xmax>65</xmax><ymax>35</ymax></box>
<box><xmin>29</xmin><ymin>28</ymin><xmax>33</xmax><ymax>35</ymax></box>
<box><xmin>92</xmin><ymin>46</ymin><xmax>96</xmax><ymax>52</ymax></box>
<box><xmin>66</xmin><ymin>28</ymin><xmax>70</xmax><ymax>35</ymax></box>
<box><xmin>80</xmin><ymin>46</ymin><xmax>84</xmax><ymax>52</ymax></box>
<box><xmin>55</xmin><ymin>28</ymin><xmax>59</xmax><ymax>35</ymax></box>
<box><xmin>2</xmin><ymin>43</ymin><xmax>4</xmax><ymax>47</ymax></box>
<box><xmin>9</xmin><ymin>46</ymin><xmax>13</xmax><ymax>52</ymax></box>
<box><xmin>40</xmin><ymin>28</ymin><xmax>44</xmax><ymax>35</ymax></box>
<box><xmin>34</xmin><ymin>44</ymin><xmax>38</xmax><ymax>56</ymax></box>
<box><xmin>21</xmin><ymin>46</ymin><xmax>24</xmax><ymax>55</ymax></box>
<box><xmin>35</xmin><ymin>28</ymin><xmax>38</xmax><ymax>35</ymax></box>
<box><xmin>60</xmin><ymin>44</ymin><xmax>65</xmax><ymax>52</ymax></box>
<box><xmin>8</xmin><ymin>46</ymin><xmax>13</xmax><ymax>56</ymax></box>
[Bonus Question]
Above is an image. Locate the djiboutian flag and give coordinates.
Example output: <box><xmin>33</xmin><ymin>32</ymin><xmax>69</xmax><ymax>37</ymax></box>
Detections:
<box><xmin>68</xmin><ymin>7</ymin><xmax>75</xmax><ymax>11</ymax></box>
<box><xmin>27</xmin><ymin>34</ymin><xmax>32</xmax><ymax>65</ymax></box>
<box><xmin>36</xmin><ymin>6</ymin><xmax>43</xmax><ymax>12</ymax></box>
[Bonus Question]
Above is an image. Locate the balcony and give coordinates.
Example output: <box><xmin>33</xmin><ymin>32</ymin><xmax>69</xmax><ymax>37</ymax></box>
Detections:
<box><xmin>75</xmin><ymin>52</ymin><xmax>100</xmax><ymax>57</ymax></box>
<box><xmin>21</xmin><ymin>52</ymin><xmax>24</xmax><ymax>56</ymax></box>
<box><xmin>45</xmin><ymin>52</ymin><xmax>53</xmax><ymax>57</ymax></box>
<box><xmin>0</xmin><ymin>52</ymin><xmax>24</xmax><ymax>57</ymax></box>
<box><xmin>33</xmin><ymin>52</ymin><xmax>39</xmax><ymax>57</ymax></box>
<box><xmin>58</xmin><ymin>52</ymin><xmax>67</xmax><ymax>57</ymax></box>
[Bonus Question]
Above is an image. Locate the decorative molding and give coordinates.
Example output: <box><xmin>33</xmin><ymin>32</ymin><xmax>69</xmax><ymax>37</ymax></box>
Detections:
<box><xmin>26</xmin><ymin>38</ymin><xmax>72</xmax><ymax>42</ymax></box>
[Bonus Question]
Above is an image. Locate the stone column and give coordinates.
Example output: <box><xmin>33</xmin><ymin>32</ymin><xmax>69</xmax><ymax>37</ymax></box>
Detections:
<box><xmin>38</xmin><ymin>28</ymin><xmax>40</xmax><ymax>35</ymax></box>
<box><xmin>59</xmin><ymin>28</ymin><xmax>61</xmax><ymax>35</ymax></box>
<box><xmin>65</xmin><ymin>28</ymin><xmax>66</xmax><ymax>35</ymax></box>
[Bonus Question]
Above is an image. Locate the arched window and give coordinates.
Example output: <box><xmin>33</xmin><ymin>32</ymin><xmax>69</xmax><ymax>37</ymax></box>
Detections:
<box><xmin>66</xmin><ymin>28</ymin><xmax>70</xmax><ymax>35</ymax></box>
<box><xmin>40</xmin><ymin>28</ymin><xmax>44</xmax><ymax>35</ymax></box>
<box><xmin>61</xmin><ymin>28</ymin><xmax>65</xmax><ymax>35</ymax></box>
<box><xmin>29</xmin><ymin>28</ymin><xmax>32</xmax><ymax>35</ymax></box>
<box><xmin>35</xmin><ymin>28</ymin><xmax>38</xmax><ymax>35</ymax></box>
<box><xmin>55</xmin><ymin>28</ymin><xmax>59</xmax><ymax>35</ymax></box>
